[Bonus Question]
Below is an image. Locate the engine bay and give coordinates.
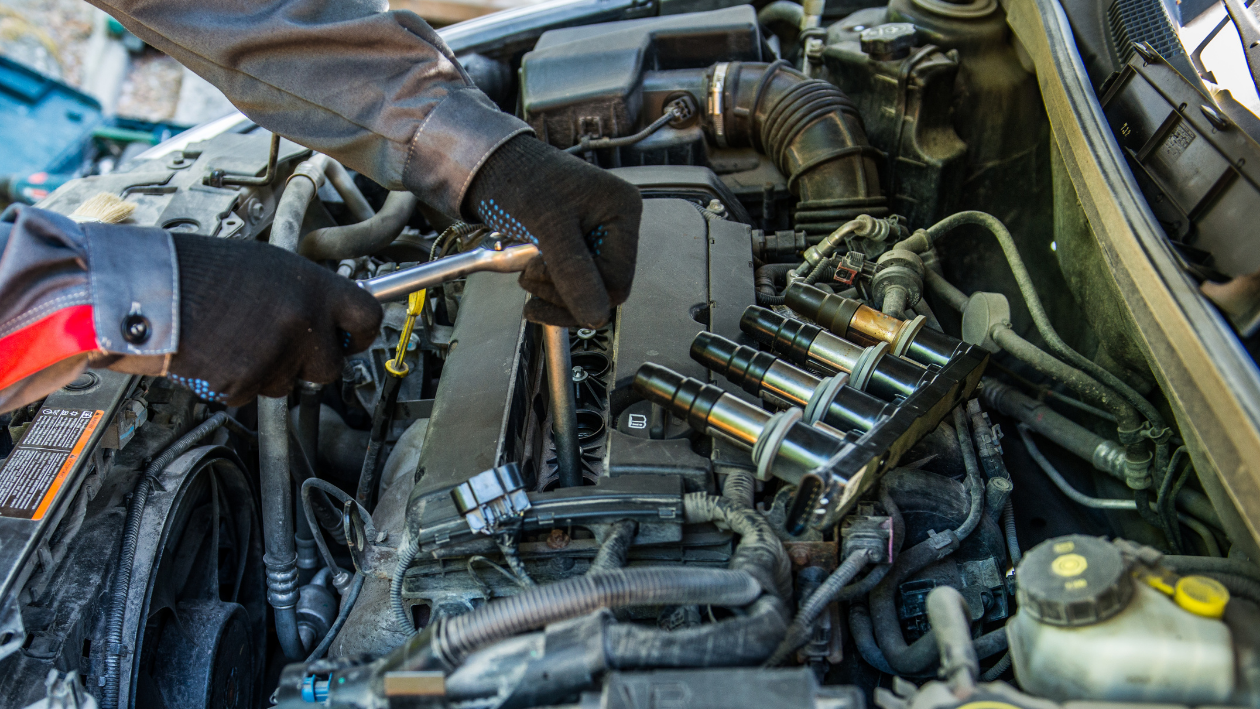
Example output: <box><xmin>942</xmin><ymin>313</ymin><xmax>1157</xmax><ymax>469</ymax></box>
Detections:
<box><xmin>3</xmin><ymin>1</ymin><xmax>1260</xmax><ymax>708</ymax></box>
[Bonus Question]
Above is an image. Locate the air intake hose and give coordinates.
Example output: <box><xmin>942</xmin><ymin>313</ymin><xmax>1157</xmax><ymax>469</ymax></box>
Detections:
<box><xmin>703</xmin><ymin>60</ymin><xmax>886</xmax><ymax>237</ymax></box>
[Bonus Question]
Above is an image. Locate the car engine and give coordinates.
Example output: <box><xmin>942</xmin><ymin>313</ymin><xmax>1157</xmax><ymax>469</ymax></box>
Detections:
<box><xmin>3</xmin><ymin>1</ymin><xmax>1260</xmax><ymax>708</ymax></box>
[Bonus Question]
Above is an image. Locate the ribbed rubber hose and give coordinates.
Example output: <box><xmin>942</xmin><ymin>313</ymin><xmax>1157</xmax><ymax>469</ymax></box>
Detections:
<box><xmin>684</xmin><ymin>493</ymin><xmax>793</xmax><ymax>598</ymax></box>
<box><xmin>589</xmin><ymin>520</ymin><xmax>637</xmax><ymax>574</ymax></box>
<box><xmin>102</xmin><ymin>413</ymin><xmax>248</xmax><ymax>709</ymax></box>
<box><xmin>704</xmin><ymin>61</ymin><xmax>886</xmax><ymax>237</ymax></box>
<box><xmin>1001</xmin><ymin>501</ymin><xmax>1021</xmax><ymax>566</ymax></box>
<box><xmin>606</xmin><ymin>595</ymin><xmax>788</xmax><ymax>669</ymax></box>
<box><xmin>392</xmin><ymin>535</ymin><xmax>421</xmax><ymax>634</ymax></box>
<box><xmin>981</xmin><ymin>652</ymin><xmax>1013</xmax><ymax>681</ymax></box>
<box><xmin>430</xmin><ymin>567</ymin><xmax>762</xmax><ymax>666</ymax></box>
<box><xmin>721</xmin><ymin>468</ymin><xmax>757</xmax><ymax>510</ymax></box>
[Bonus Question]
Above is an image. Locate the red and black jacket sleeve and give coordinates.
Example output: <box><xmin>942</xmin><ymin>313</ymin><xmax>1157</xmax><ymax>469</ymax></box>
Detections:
<box><xmin>0</xmin><ymin>206</ymin><xmax>178</xmax><ymax>412</ymax></box>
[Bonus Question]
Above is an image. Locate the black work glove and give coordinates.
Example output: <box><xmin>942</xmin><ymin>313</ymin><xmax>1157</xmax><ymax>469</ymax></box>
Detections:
<box><xmin>166</xmin><ymin>234</ymin><xmax>382</xmax><ymax>406</ymax></box>
<box><xmin>464</xmin><ymin>134</ymin><xmax>642</xmax><ymax>328</ymax></box>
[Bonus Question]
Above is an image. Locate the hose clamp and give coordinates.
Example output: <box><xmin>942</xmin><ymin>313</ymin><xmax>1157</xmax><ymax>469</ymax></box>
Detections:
<box><xmin>848</xmin><ymin>342</ymin><xmax>889</xmax><ymax>393</ymax></box>
<box><xmin>803</xmin><ymin>374</ymin><xmax>849</xmax><ymax>425</ymax></box>
<box><xmin>709</xmin><ymin>63</ymin><xmax>730</xmax><ymax>149</ymax></box>
<box><xmin>890</xmin><ymin>314</ymin><xmax>927</xmax><ymax>358</ymax></box>
<box><xmin>753</xmin><ymin>407</ymin><xmax>802</xmax><ymax>481</ymax></box>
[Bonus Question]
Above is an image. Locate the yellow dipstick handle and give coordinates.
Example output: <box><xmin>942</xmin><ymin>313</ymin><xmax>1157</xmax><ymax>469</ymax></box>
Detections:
<box><xmin>385</xmin><ymin>289</ymin><xmax>426</xmax><ymax>377</ymax></box>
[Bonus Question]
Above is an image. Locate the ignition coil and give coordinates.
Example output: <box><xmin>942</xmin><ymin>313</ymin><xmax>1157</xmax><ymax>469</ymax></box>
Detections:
<box><xmin>784</xmin><ymin>282</ymin><xmax>968</xmax><ymax>368</ymax></box>
<box><xmin>633</xmin><ymin>363</ymin><xmax>849</xmax><ymax>484</ymax></box>
<box><xmin>739</xmin><ymin>306</ymin><xmax>931</xmax><ymax>400</ymax></box>
<box><xmin>690</xmin><ymin>332</ymin><xmax>895</xmax><ymax>432</ymax></box>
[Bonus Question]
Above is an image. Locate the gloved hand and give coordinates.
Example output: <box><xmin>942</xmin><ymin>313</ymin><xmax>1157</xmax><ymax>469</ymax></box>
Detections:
<box><xmin>464</xmin><ymin>134</ymin><xmax>642</xmax><ymax>328</ymax></box>
<box><xmin>165</xmin><ymin>233</ymin><xmax>382</xmax><ymax>405</ymax></box>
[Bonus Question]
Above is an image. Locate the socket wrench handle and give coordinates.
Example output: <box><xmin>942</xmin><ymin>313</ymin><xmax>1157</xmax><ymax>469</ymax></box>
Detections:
<box><xmin>358</xmin><ymin>243</ymin><xmax>539</xmax><ymax>302</ymax></box>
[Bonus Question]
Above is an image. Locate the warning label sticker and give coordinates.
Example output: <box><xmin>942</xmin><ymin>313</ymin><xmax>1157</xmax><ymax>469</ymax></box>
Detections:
<box><xmin>0</xmin><ymin>407</ymin><xmax>103</xmax><ymax>520</ymax></box>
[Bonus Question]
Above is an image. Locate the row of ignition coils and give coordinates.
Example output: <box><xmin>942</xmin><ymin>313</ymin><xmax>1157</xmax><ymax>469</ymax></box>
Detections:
<box><xmin>633</xmin><ymin>282</ymin><xmax>989</xmax><ymax>532</ymax></box>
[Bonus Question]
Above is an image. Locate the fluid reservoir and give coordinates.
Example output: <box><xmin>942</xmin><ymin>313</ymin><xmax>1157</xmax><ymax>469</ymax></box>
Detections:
<box><xmin>1007</xmin><ymin>535</ymin><xmax>1235</xmax><ymax>704</ymax></box>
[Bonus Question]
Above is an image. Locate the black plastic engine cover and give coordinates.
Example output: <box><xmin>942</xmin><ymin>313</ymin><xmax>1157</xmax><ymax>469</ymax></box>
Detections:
<box><xmin>520</xmin><ymin>6</ymin><xmax>762</xmax><ymax>148</ymax></box>
<box><xmin>605</xmin><ymin>185</ymin><xmax>758</xmax><ymax>486</ymax></box>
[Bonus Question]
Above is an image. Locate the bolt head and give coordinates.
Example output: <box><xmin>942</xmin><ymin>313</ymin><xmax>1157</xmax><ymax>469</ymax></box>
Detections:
<box><xmin>547</xmin><ymin>528</ymin><xmax>571</xmax><ymax>549</ymax></box>
<box><xmin>788</xmin><ymin>546</ymin><xmax>812</xmax><ymax>566</ymax></box>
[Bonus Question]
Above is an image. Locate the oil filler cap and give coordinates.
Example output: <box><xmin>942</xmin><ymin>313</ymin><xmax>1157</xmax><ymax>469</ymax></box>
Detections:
<box><xmin>1016</xmin><ymin>535</ymin><xmax>1133</xmax><ymax>627</ymax></box>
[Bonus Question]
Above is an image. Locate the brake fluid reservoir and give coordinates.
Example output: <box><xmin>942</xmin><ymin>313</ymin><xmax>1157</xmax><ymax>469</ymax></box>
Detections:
<box><xmin>1008</xmin><ymin>535</ymin><xmax>1234</xmax><ymax>704</ymax></box>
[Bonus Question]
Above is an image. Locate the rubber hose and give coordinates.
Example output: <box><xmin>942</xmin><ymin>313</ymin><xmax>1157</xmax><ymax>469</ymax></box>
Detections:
<box><xmin>766</xmin><ymin>549</ymin><xmax>871</xmax><ymax>665</ymax></box>
<box><xmin>908</xmin><ymin>211</ymin><xmax>1166</xmax><ymax>433</ymax></box>
<box><xmin>837</xmin><ymin>563</ymin><xmax>892</xmax><ymax>601</ymax></box>
<box><xmin>393</xmin><ymin>535</ymin><xmax>421</xmax><ymax>633</ymax></box>
<box><xmin>306</xmin><ymin>572</ymin><xmax>365</xmax><ymax>662</ymax></box>
<box><xmin>589</xmin><ymin>520</ymin><xmax>638</xmax><ymax>574</ymax></box>
<box><xmin>606</xmin><ymin>595</ymin><xmax>788</xmax><ymax>669</ymax></box>
<box><xmin>868</xmin><ymin>534</ymin><xmax>962</xmax><ymax>675</ymax></box>
<box><xmin>299</xmin><ymin>191</ymin><xmax>419</xmax><ymax>260</ymax></box>
<box><xmin>260</xmin><ymin>395</ymin><xmax>305</xmax><ymax>660</ymax></box>
<box><xmin>1002</xmin><ymin>501</ymin><xmax>1021</xmax><ymax>566</ymax></box>
<box><xmin>684</xmin><ymin>493</ymin><xmax>793</xmax><ymax>598</ymax></box>
<box><xmin>982</xmin><ymin>378</ymin><xmax>1221</xmax><ymax>529</ymax></box>
<box><xmin>429</xmin><ymin>567</ymin><xmax>762</xmax><ymax>666</ymax></box>
<box><xmin>849</xmin><ymin>604</ymin><xmax>896</xmax><ymax>674</ymax></box>
<box><xmin>981</xmin><ymin>652</ymin><xmax>1013</xmax><ymax>681</ymax></box>
<box><xmin>757</xmin><ymin>1</ymin><xmax>804</xmax><ymax>56</ymax></box>
<box><xmin>756</xmin><ymin>291</ymin><xmax>788</xmax><ymax>306</ymax></box>
<box><xmin>102</xmin><ymin>413</ymin><xmax>246</xmax><ymax>709</ymax></box>
<box><xmin>952</xmin><ymin>406</ymin><xmax>985</xmax><ymax>540</ymax></box>
<box><xmin>926</xmin><ymin>586</ymin><xmax>979</xmax><ymax>691</ymax></box>
<box><xmin>1161</xmin><ymin>556</ymin><xmax>1260</xmax><ymax>585</ymax></box>
<box><xmin>703</xmin><ymin>61</ymin><xmax>885</xmax><ymax>237</ymax></box>
<box><xmin>1195</xmin><ymin>573</ymin><xmax>1260</xmax><ymax>605</ymax></box>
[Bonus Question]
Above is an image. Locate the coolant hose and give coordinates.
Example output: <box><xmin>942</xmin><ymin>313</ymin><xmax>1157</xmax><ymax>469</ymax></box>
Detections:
<box><xmin>850</xmin><ymin>603</ymin><xmax>895</xmax><ymax>674</ymax></box>
<box><xmin>927</xmin><ymin>586</ymin><xmax>979</xmax><ymax>692</ymax></box>
<box><xmin>102</xmin><ymin>413</ymin><xmax>250</xmax><ymax>709</ymax></box>
<box><xmin>299</xmin><ymin>191</ymin><xmax>419</xmax><ymax>260</ymax></box>
<box><xmin>866</xmin><ymin>429</ymin><xmax>1002</xmax><ymax>676</ymax></box>
<box><xmin>409</xmin><ymin>567</ymin><xmax>762</xmax><ymax>669</ymax></box>
<box><xmin>703</xmin><ymin>61</ymin><xmax>885</xmax><ymax>237</ymax></box>
<box><xmin>605</xmin><ymin>595</ymin><xmax>789</xmax><ymax>668</ymax></box>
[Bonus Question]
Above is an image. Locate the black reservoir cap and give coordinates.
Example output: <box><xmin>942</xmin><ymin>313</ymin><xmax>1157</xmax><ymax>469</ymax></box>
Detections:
<box><xmin>1016</xmin><ymin>535</ymin><xmax>1134</xmax><ymax>627</ymax></box>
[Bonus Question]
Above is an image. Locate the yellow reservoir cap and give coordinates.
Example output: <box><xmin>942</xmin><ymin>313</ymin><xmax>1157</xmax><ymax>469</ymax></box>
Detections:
<box><xmin>1174</xmin><ymin>575</ymin><xmax>1230</xmax><ymax>619</ymax></box>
